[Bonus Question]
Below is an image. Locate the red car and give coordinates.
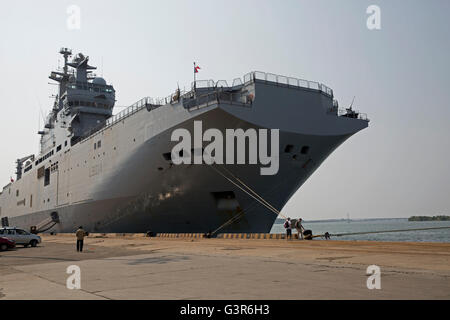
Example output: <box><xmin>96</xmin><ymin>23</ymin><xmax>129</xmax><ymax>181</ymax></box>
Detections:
<box><xmin>0</xmin><ymin>237</ymin><xmax>16</xmax><ymax>251</ymax></box>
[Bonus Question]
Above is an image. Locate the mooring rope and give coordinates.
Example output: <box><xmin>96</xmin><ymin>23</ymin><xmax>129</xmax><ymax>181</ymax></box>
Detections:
<box><xmin>218</xmin><ymin>165</ymin><xmax>282</xmax><ymax>217</ymax></box>
<box><xmin>313</xmin><ymin>226</ymin><xmax>450</xmax><ymax>239</ymax></box>
<box><xmin>209</xmin><ymin>164</ymin><xmax>286</xmax><ymax>219</ymax></box>
<box><xmin>208</xmin><ymin>164</ymin><xmax>291</xmax><ymax>235</ymax></box>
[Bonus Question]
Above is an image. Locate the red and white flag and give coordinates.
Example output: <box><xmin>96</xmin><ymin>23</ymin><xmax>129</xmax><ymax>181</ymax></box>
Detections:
<box><xmin>194</xmin><ymin>65</ymin><xmax>201</xmax><ymax>73</ymax></box>
<box><xmin>10</xmin><ymin>177</ymin><xmax>14</xmax><ymax>183</ymax></box>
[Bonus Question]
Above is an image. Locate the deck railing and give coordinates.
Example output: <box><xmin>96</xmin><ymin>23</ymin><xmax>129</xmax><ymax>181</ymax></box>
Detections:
<box><xmin>190</xmin><ymin>71</ymin><xmax>333</xmax><ymax>98</ymax></box>
<box><xmin>248</xmin><ymin>71</ymin><xmax>333</xmax><ymax>97</ymax></box>
<box><xmin>183</xmin><ymin>90</ymin><xmax>252</xmax><ymax>111</ymax></box>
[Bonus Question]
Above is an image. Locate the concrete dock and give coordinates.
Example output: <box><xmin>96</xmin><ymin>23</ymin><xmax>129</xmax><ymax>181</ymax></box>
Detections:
<box><xmin>0</xmin><ymin>235</ymin><xmax>449</xmax><ymax>300</ymax></box>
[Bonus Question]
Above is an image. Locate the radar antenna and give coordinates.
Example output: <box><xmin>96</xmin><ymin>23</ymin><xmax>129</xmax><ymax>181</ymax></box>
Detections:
<box><xmin>59</xmin><ymin>47</ymin><xmax>72</xmax><ymax>75</ymax></box>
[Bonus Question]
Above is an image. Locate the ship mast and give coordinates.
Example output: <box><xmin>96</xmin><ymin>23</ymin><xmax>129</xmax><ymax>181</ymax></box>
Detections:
<box><xmin>48</xmin><ymin>48</ymin><xmax>73</xmax><ymax>106</ymax></box>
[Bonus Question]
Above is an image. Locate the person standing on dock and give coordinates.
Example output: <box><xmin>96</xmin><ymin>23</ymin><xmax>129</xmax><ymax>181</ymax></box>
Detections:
<box><xmin>76</xmin><ymin>226</ymin><xmax>87</xmax><ymax>252</ymax></box>
<box><xmin>284</xmin><ymin>218</ymin><xmax>292</xmax><ymax>240</ymax></box>
<box><xmin>295</xmin><ymin>218</ymin><xmax>305</xmax><ymax>240</ymax></box>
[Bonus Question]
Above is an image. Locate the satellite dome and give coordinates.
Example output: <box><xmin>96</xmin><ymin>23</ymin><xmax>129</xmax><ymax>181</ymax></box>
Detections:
<box><xmin>92</xmin><ymin>77</ymin><xmax>107</xmax><ymax>85</ymax></box>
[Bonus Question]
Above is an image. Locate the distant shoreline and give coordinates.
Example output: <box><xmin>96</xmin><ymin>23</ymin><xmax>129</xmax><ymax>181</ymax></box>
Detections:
<box><xmin>408</xmin><ymin>215</ymin><xmax>450</xmax><ymax>222</ymax></box>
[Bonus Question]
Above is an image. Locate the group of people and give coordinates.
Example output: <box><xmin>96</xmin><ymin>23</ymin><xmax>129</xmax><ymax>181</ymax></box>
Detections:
<box><xmin>284</xmin><ymin>217</ymin><xmax>305</xmax><ymax>240</ymax></box>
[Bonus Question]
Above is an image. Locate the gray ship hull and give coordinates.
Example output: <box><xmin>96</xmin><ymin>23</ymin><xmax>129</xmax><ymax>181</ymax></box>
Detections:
<box><xmin>0</xmin><ymin>71</ymin><xmax>368</xmax><ymax>234</ymax></box>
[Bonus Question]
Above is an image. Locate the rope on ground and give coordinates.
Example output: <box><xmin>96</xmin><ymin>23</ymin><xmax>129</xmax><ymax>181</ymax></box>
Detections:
<box><xmin>313</xmin><ymin>226</ymin><xmax>450</xmax><ymax>239</ymax></box>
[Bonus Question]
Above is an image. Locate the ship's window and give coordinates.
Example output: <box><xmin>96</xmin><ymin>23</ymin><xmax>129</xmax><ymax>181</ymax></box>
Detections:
<box><xmin>300</xmin><ymin>146</ymin><xmax>310</xmax><ymax>155</ymax></box>
<box><xmin>98</xmin><ymin>140</ymin><xmax>101</xmax><ymax>148</ymax></box>
<box><xmin>44</xmin><ymin>168</ymin><xmax>50</xmax><ymax>186</ymax></box>
<box><xmin>284</xmin><ymin>145</ymin><xmax>294</xmax><ymax>153</ymax></box>
<box><xmin>30</xmin><ymin>194</ymin><xmax>33</xmax><ymax>208</ymax></box>
<box><xmin>162</xmin><ymin>152</ymin><xmax>172</xmax><ymax>161</ymax></box>
<box><xmin>16</xmin><ymin>190</ymin><xmax>19</xmax><ymax>197</ymax></box>
<box><xmin>65</xmin><ymin>141</ymin><xmax>68</xmax><ymax>147</ymax></box>
<box><xmin>57</xmin><ymin>145</ymin><xmax>62</xmax><ymax>152</ymax></box>
<box><xmin>94</xmin><ymin>143</ymin><xmax>97</xmax><ymax>150</ymax></box>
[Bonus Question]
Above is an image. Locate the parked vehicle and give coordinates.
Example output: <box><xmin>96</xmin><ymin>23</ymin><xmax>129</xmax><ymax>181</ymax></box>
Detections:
<box><xmin>0</xmin><ymin>236</ymin><xmax>16</xmax><ymax>251</ymax></box>
<box><xmin>0</xmin><ymin>227</ymin><xmax>41</xmax><ymax>247</ymax></box>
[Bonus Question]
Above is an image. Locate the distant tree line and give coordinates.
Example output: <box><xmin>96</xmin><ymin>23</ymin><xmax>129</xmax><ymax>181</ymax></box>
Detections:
<box><xmin>408</xmin><ymin>215</ymin><xmax>450</xmax><ymax>221</ymax></box>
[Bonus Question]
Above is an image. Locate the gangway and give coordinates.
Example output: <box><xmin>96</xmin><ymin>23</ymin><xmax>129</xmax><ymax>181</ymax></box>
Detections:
<box><xmin>30</xmin><ymin>211</ymin><xmax>60</xmax><ymax>234</ymax></box>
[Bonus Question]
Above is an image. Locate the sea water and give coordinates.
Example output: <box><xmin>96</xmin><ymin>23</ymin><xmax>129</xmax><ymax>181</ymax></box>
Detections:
<box><xmin>270</xmin><ymin>218</ymin><xmax>450</xmax><ymax>242</ymax></box>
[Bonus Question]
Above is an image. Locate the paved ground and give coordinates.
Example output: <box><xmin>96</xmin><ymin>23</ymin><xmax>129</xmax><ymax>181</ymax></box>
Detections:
<box><xmin>0</xmin><ymin>236</ymin><xmax>449</xmax><ymax>299</ymax></box>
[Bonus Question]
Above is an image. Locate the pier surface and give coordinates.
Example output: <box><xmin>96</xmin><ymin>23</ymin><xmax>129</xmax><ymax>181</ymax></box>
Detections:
<box><xmin>0</xmin><ymin>235</ymin><xmax>449</xmax><ymax>300</ymax></box>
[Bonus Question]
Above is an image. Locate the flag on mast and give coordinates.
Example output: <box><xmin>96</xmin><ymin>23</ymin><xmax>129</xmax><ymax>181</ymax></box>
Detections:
<box><xmin>193</xmin><ymin>62</ymin><xmax>201</xmax><ymax>86</ymax></box>
<box><xmin>10</xmin><ymin>176</ymin><xmax>14</xmax><ymax>183</ymax></box>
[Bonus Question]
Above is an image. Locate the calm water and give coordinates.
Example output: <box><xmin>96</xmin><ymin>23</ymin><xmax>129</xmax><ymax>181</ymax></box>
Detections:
<box><xmin>270</xmin><ymin>218</ymin><xmax>450</xmax><ymax>242</ymax></box>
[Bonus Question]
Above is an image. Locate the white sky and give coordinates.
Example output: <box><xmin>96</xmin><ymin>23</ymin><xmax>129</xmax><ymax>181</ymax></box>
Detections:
<box><xmin>0</xmin><ymin>0</ymin><xmax>449</xmax><ymax>220</ymax></box>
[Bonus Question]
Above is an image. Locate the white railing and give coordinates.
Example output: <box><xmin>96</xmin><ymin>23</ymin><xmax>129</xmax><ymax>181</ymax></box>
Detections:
<box><xmin>183</xmin><ymin>90</ymin><xmax>252</xmax><ymax>111</ymax></box>
<box><xmin>248</xmin><ymin>71</ymin><xmax>333</xmax><ymax>97</ymax></box>
<box><xmin>191</xmin><ymin>71</ymin><xmax>334</xmax><ymax>97</ymax></box>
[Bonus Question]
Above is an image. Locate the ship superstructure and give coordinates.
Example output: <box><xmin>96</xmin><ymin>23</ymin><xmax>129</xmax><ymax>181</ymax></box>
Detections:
<box><xmin>0</xmin><ymin>49</ymin><xmax>369</xmax><ymax>233</ymax></box>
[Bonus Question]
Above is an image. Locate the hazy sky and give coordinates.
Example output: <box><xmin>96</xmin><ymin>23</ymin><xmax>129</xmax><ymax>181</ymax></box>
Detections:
<box><xmin>1</xmin><ymin>0</ymin><xmax>449</xmax><ymax>220</ymax></box>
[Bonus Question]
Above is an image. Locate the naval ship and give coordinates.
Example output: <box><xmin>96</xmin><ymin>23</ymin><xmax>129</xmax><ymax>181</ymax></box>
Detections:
<box><xmin>0</xmin><ymin>48</ymin><xmax>369</xmax><ymax>234</ymax></box>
